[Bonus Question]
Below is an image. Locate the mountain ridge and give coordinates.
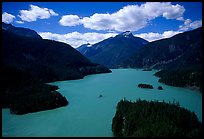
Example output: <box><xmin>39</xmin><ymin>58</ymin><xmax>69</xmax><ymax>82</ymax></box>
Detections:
<box><xmin>120</xmin><ymin>27</ymin><xmax>202</xmax><ymax>91</ymax></box>
<box><xmin>121</xmin><ymin>27</ymin><xmax>202</xmax><ymax>70</ymax></box>
<box><xmin>77</xmin><ymin>31</ymin><xmax>148</xmax><ymax>68</ymax></box>
<box><xmin>2</xmin><ymin>22</ymin><xmax>42</xmax><ymax>39</ymax></box>
<box><xmin>2</xmin><ymin>23</ymin><xmax>111</xmax><ymax>114</ymax></box>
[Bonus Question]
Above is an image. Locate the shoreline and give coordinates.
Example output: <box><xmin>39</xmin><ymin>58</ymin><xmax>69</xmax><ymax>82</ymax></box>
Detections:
<box><xmin>185</xmin><ymin>85</ymin><xmax>201</xmax><ymax>93</ymax></box>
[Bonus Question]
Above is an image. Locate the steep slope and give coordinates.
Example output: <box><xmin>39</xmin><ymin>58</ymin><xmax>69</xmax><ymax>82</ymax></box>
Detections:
<box><xmin>76</xmin><ymin>43</ymin><xmax>92</xmax><ymax>55</ymax></box>
<box><xmin>122</xmin><ymin>27</ymin><xmax>202</xmax><ymax>70</ymax></box>
<box><xmin>122</xmin><ymin>27</ymin><xmax>202</xmax><ymax>91</ymax></box>
<box><xmin>2</xmin><ymin>29</ymin><xmax>111</xmax><ymax>82</ymax></box>
<box><xmin>77</xmin><ymin>31</ymin><xmax>148</xmax><ymax>68</ymax></box>
<box><xmin>2</xmin><ymin>22</ymin><xmax>42</xmax><ymax>39</ymax></box>
<box><xmin>2</xmin><ymin>25</ymin><xmax>111</xmax><ymax>114</ymax></box>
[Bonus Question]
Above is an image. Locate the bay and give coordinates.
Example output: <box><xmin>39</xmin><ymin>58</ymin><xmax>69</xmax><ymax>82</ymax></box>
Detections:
<box><xmin>2</xmin><ymin>69</ymin><xmax>202</xmax><ymax>137</ymax></box>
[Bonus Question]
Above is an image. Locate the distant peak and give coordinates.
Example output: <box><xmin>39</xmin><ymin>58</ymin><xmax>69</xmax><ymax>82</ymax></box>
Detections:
<box><xmin>80</xmin><ymin>43</ymin><xmax>92</xmax><ymax>47</ymax></box>
<box><xmin>119</xmin><ymin>31</ymin><xmax>133</xmax><ymax>38</ymax></box>
<box><xmin>87</xmin><ymin>43</ymin><xmax>92</xmax><ymax>47</ymax></box>
<box><xmin>122</xmin><ymin>31</ymin><xmax>131</xmax><ymax>35</ymax></box>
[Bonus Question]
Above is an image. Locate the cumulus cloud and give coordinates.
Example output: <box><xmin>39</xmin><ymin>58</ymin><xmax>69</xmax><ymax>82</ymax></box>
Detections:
<box><xmin>135</xmin><ymin>30</ymin><xmax>182</xmax><ymax>42</ymax></box>
<box><xmin>177</xmin><ymin>17</ymin><xmax>185</xmax><ymax>21</ymax></box>
<box><xmin>184</xmin><ymin>19</ymin><xmax>191</xmax><ymax>25</ymax></box>
<box><xmin>39</xmin><ymin>30</ymin><xmax>185</xmax><ymax>48</ymax></box>
<box><xmin>162</xmin><ymin>30</ymin><xmax>182</xmax><ymax>38</ymax></box>
<box><xmin>59</xmin><ymin>15</ymin><xmax>81</xmax><ymax>26</ymax></box>
<box><xmin>161</xmin><ymin>3</ymin><xmax>185</xmax><ymax>20</ymax></box>
<box><xmin>59</xmin><ymin>2</ymin><xmax>185</xmax><ymax>32</ymax></box>
<box><xmin>39</xmin><ymin>32</ymin><xmax>117</xmax><ymax>48</ymax></box>
<box><xmin>2</xmin><ymin>12</ymin><xmax>15</xmax><ymax>24</ymax></box>
<box><xmin>18</xmin><ymin>5</ymin><xmax>58</xmax><ymax>22</ymax></box>
<box><xmin>134</xmin><ymin>32</ymin><xmax>163</xmax><ymax>42</ymax></box>
<box><xmin>15</xmin><ymin>20</ymin><xmax>24</xmax><ymax>24</ymax></box>
<box><xmin>179</xmin><ymin>19</ymin><xmax>202</xmax><ymax>31</ymax></box>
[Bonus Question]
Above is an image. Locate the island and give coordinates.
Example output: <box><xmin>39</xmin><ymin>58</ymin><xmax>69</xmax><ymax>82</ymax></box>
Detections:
<box><xmin>112</xmin><ymin>99</ymin><xmax>201</xmax><ymax>137</ymax></box>
<box><xmin>158</xmin><ymin>86</ymin><xmax>163</xmax><ymax>90</ymax></box>
<box><xmin>138</xmin><ymin>83</ymin><xmax>153</xmax><ymax>89</ymax></box>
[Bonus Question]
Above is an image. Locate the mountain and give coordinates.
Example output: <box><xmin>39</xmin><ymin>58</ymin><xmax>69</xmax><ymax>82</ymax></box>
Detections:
<box><xmin>2</xmin><ymin>24</ymin><xmax>111</xmax><ymax>114</ymax></box>
<box><xmin>2</xmin><ymin>22</ymin><xmax>42</xmax><ymax>39</ymax></box>
<box><xmin>76</xmin><ymin>43</ymin><xmax>92</xmax><ymax>55</ymax></box>
<box><xmin>2</xmin><ymin>29</ymin><xmax>111</xmax><ymax>82</ymax></box>
<box><xmin>121</xmin><ymin>27</ymin><xmax>202</xmax><ymax>91</ymax></box>
<box><xmin>122</xmin><ymin>27</ymin><xmax>202</xmax><ymax>70</ymax></box>
<box><xmin>77</xmin><ymin>31</ymin><xmax>148</xmax><ymax>68</ymax></box>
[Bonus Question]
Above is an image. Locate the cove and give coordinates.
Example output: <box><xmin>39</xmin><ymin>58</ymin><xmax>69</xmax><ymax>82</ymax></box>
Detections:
<box><xmin>2</xmin><ymin>69</ymin><xmax>202</xmax><ymax>137</ymax></box>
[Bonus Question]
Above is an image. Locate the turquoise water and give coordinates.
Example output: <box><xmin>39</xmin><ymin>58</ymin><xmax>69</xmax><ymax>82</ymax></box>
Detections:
<box><xmin>2</xmin><ymin>69</ymin><xmax>202</xmax><ymax>137</ymax></box>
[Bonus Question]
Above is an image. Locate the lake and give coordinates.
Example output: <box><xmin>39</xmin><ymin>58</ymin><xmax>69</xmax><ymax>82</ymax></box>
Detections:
<box><xmin>2</xmin><ymin>69</ymin><xmax>202</xmax><ymax>137</ymax></box>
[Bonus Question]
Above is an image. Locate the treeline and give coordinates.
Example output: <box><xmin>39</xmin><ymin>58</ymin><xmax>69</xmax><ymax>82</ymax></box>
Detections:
<box><xmin>1</xmin><ymin>66</ymin><xmax>68</xmax><ymax>115</ymax></box>
<box><xmin>112</xmin><ymin>99</ymin><xmax>202</xmax><ymax>137</ymax></box>
<box><xmin>138</xmin><ymin>84</ymin><xmax>153</xmax><ymax>89</ymax></box>
<box><xmin>2</xmin><ymin>29</ymin><xmax>111</xmax><ymax>83</ymax></box>
<box><xmin>154</xmin><ymin>69</ymin><xmax>202</xmax><ymax>92</ymax></box>
<box><xmin>2</xmin><ymin>26</ymin><xmax>111</xmax><ymax>115</ymax></box>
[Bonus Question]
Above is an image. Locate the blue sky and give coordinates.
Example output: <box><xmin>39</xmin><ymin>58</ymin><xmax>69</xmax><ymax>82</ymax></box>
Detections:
<box><xmin>2</xmin><ymin>2</ymin><xmax>202</xmax><ymax>48</ymax></box>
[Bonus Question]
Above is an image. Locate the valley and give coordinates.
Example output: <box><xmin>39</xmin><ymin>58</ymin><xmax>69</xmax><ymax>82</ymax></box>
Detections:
<box><xmin>1</xmin><ymin>2</ymin><xmax>202</xmax><ymax>137</ymax></box>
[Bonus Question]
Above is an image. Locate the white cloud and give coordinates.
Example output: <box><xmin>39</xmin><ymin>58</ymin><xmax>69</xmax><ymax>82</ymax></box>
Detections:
<box><xmin>59</xmin><ymin>2</ymin><xmax>185</xmax><ymax>32</ymax></box>
<box><xmin>179</xmin><ymin>19</ymin><xmax>202</xmax><ymax>31</ymax></box>
<box><xmin>135</xmin><ymin>30</ymin><xmax>182</xmax><ymax>42</ymax></box>
<box><xmin>82</xmin><ymin>13</ymin><xmax>117</xmax><ymax>31</ymax></box>
<box><xmin>2</xmin><ymin>12</ymin><xmax>15</xmax><ymax>24</ymax></box>
<box><xmin>39</xmin><ymin>32</ymin><xmax>117</xmax><ymax>48</ymax></box>
<box><xmin>59</xmin><ymin>15</ymin><xmax>81</xmax><ymax>26</ymax></box>
<box><xmin>15</xmin><ymin>20</ymin><xmax>24</xmax><ymax>24</ymax></box>
<box><xmin>189</xmin><ymin>20</ymin><xmax>202</xmax><ymax>28</ymax></box>
<box><xmin>134</xmin><ymin>32</ymin><xmax>163</xmax><ymax>42</ymax></box>
<box><xmin>184</xmin><ymin>19</ymin><xmax>191</xmax><ymax>25</ymax></box>
<box><xmin>161</xmin><ymin>3</ymin><xmax>185</xmax><ymax>20</ymax></box>
<box><xmin>162</xmin><ymin>30</ymin><xmax>182</xmax><ymax>38</ymax></box>
<box><xmin>176</xmin><ymin>17</ymin><xmax>185</xmax><ymax>21</ymax></box>
<box><xmin>18</xmin><ymin>5</ymin><xmax>58</xmax><ymax>22</ymax></box>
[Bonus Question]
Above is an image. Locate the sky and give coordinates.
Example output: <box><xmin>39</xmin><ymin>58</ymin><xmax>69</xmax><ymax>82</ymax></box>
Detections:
<box><xmin>2</xmin><ymin>2</ymin><xmax>202</xmax><ymax>48</ymax></box>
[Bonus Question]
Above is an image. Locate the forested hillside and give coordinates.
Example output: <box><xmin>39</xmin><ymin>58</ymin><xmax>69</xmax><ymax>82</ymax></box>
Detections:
<box><xmin>112</xmin><ymin>99</ymin><xmax>202</xmax><ymax>137</ymax></box>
